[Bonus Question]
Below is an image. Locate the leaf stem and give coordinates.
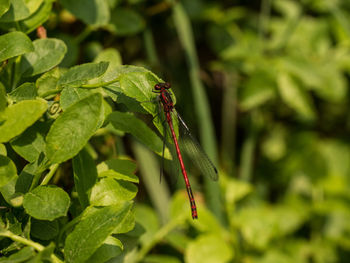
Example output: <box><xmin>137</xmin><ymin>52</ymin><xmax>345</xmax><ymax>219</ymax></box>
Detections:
<box><xmin>75</xmin><ymin>26</ymin><xmax>93</xmax><ymax>44</ymax></box>
<box><xmin>0</xmin><ymin>230</ymin><xmax>63</xmax><ymax>263</ymax></box>
<box><xmin>41</xmin><ymin>163</ymin><xmax>59</xmax><ymax>185</ymax></box>
<box><xmin>81</xmin><ymin>77</ymin><xmax>120</xmax><ymax>89</ymax></box>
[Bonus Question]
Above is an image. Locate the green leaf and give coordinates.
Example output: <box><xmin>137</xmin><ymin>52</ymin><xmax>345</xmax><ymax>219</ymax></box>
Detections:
<box><xmin>0</xmin><ymin>0</ymin><xmax>10</xmax><ymax>17</ymax></box>
<box><xmin>73</xmin><ymin>148</ymin><xmax>98</xmax><ymax>208</ymax></box>
<box><xmin>11</xmin><ymin>121</ymin><xmax>48</xmax><ymax>162</ymax></box>
<box><xmin>0</xmin><ymin>0</ymin><xmax>52</xmax><ymax>34</ymax></box>
<box><xmin>64</xmin><ymin>203</ymin><xmax>132</xmax><ymax>263</ymax></box>
<box><xmin>225</xmin><ymin>178</ymin><xmax>252</xmax><ymax>205</ymax></box>
<box><xmin>277</xmin><ymin>72</ymin><xmax>316</xmax><ymax>120</ymax></box>
<box><xmin>0</xmin><ymin>0</ymin><xmax>33</xmax><ymax>22</ymax></box>
<box><xmin>90</xmin><ymin>178</ymin><xmax>137</xmax><ymax>206</ymax></box>
<box><xmin>135</xmin><ymin>205</ymin><xmax>159</xmax><ymax>246</ymax></box>
<box><xmin>9</xmin><ymin>82</ymin><xmax>37</xmax><ymax>102</ymax></box>
<box><xmin>0</xmin><ymin>99</ymin><xmax>47</xmax><ymax>143</ymax></box>
<box><xmin>97</xmin><ymin>159</ymin><xmax>139</xmax><ymax>183</ymax></box>
<box><xmin>60</xmin><ymin>87</ymin><xmax>94</xmax><ymax>110</ymax></box>
<box><xmin>240</xmin><ymin>71</ymin><xmax>276</xmax><ymax>110</ymax></box>
<box><xmin>94</xmin><ymin>48</ymin><xmax>122</xmax><ymax>67</ymax></box>
<box><xmin>16</xmin><ymin>162</ymin><xmax>38</xmax><ymax>194</ymax></box>
<box><xmin>118</xmin><ymin>68</ymin><xmax>162</xmax><ymax>114</ymax></box>
<box><xmin>0</xmin><ymin>82</ymin><xmax>6</xmax><ymax>111</ymax></box>
<box><xmin>98</xmin><ymin>159</ymin><xmax>137</xmax><ymax>175</ymax></box>
<box><xmin>185</xmin><ymin>234</ymin><xmax>234</xmax><ymax>263</ymax></box>
<box><xmin>31</xmin><ymin>219</ymin><xmax>59</xmax><ymax>240</ymax></box>
<box><xmin>0</xmin><ymin>143</ymin><xmax>6</xmax><ymax>155</ymax></box>
<box><xmin>58</xmin><ymin>61</ymin><xmax>109</xmax><ymax>88</ymax></box>
<box><xmin>34</xmin><ymin>242</ymin><xmax>56</xmax><ymax>261</ymax></box>
<box><xmin>61</xmin><ymin>0</ymin><xmax>110</xmax><ymax>26</ymax></box>
<box><xmin>36</xmin><ymin>67</ymin><xmax>64</xmax><ymax>97</ymax></box>
<box><xmin>117</xmin><ymin>69</ymin><xmax>169</xmax><ymax>134</ymax></box>
<box><xmin>236</xmin><ymin>204</ymin><xmax>307</xmax><ymax>250</ymax></box>
<box><xmin>56</xmin><ymin>33</ymin><xmax>79</xmax><ymax>67</ymax></box>
<box><xmin>165</xmin><ymin>232</ymin><xmax>190</xmax><ymax>252</ymax></box>
<box><xmin>20</xmin><ymin>38</ymin><xmax>67</xmax><ymax>77</ymax></box>
<box><xmin>144</xmin><ymin>255</ymin><xmax>182</xmax><ymax>263</ymax></box>
<box><xmin>18</xmin><ymin>0</ymin><xmax>53</xmax><ymax>34</ymax></box>
<box><xmin>107</xmin><ymin>111</ymin><xmax>169</xmax><ymax>158</ymax></box>
<box><xmin>23</xmin><ymin>185</ymin><xmax>70</xmax><ymax>220</ymax></box>
<box><xmin>0</xmin><ymin>155</ymin><xmax>17</xmax><ymax>189</ymax></box>
<box><xmin>113</xmin><ymin>206</ymin><xmax>135</xmax><ymax>234</ymax></box>
<box><xmin>0</xmin><ymin>31</ymin><xmax>34</xmax><ymax>62</ymax></box>
<box><xmin>88</xmin><ymin>48</ymin><xmax>122</xmax><ymax>85</ymax></box>
<box><xmin>86</xmin><ymin>236</ymin><xmax>123</xmax><ymax>263</ymax></box>
<box><xmin>98</xmin><ymin>170</ymin><xmax>139</xmax><ymax>184</ymax></box>
<box><xmin>0</xmin><ymin>246</ymin><xmax>35</xmax><ymax>262</ymax></box>
<box><xmin>107</xmin><ymin>7</ymin><xmax>145</xmax><ymax>36</ymax></box>
<box><xmin>1</xmin><ymin>177</ymin><xmax>23</xmax><ymax>207</ymax></box>
<box><xmin>46</xmin><ymin>93</ymin><xmax>103</xmax><ymax>164</ymax></box>
<box><xmin>170</xmin><ymin>191</ymin><xmax>191</xmax><ymax>220</ymax></box>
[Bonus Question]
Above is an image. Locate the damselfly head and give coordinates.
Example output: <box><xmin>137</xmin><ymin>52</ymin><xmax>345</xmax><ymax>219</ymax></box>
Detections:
<box><xmin>154</xmin><ymin>82</ymin><xmax>171</xmax><ymax>91</ymax></box>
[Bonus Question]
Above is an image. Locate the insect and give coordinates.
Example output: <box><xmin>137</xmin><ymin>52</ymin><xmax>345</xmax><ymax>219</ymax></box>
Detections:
<box><xmin>153</xmin><ymin>82</ymin><xmax>218</xmax><ymax>219</ymax></box>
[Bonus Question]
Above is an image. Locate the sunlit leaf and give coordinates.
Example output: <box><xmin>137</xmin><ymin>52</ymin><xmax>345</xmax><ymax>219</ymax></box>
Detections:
<box><xmin>58</xmin><ymin>62</ymin><xmax>109</xmax><ymax>88</ymax></box>
<box><xmin>23</xmin><ymin>185</ymin><xmax>70</xmax><ymax>220</ymax></box>
<box><xmin>90</xmin><ymin>178</ymin><xmax>137</xmax><ymax>206</ymax></box>
<box><xmin>0</xmin><ymin>31</ymin><xmax>33</xmax><ymax>62</ymax></box>
<box><xmin>64</xmin><ymin>202</ymin><xmax>132</xmax><ymax>263</ymax></box>
<box><xmin>0</xmin><ymin>99</ymin><xmax>47</xmax><ymax>143</ymax></box>
<box><xmin>21</xmin><ymin>38</ymin><xmax>67</xmax><ymax>77</ymax></box>
<box><xmin>277</xmin><ymin>72</ymin><xmax>316</xmax><ymax>120</ymax></box>
<box><xmin>46</xmin><ymin>93</ymin><xmax>103</xmax><ymax>164</ymax></box>
<box><xmin>185</xmin><ymin>234</ymin><xmax>234</xmax><ymax>263</ymax></box>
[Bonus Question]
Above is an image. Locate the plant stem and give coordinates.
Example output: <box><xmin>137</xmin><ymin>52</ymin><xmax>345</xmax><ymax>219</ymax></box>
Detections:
<box><xmin>131</xmin><ymin>141</ymin><xmax>170</xmax><ymax>224</ymax></box>
<box><xmin>75</xmin><ymin>26</ymin><xmax>93</xmax><ymax>44</ymax></box>
<box><xmin>134</xmin><ymin>214</ymin><xmax>186</xmax><ymax>262</ymax></box>
<box><xmin>220</xmin><ymin>71</ymin><xmax>237</xmax><ymax>175</ymax></box>
<box><xmin>240</xmin><ymin>113</ymin><xmax>258</xmax><ymax>182</ymax></box>
<box><xmin>0</xmin><ymin>230</ymin><xmax>63</xmax><ymax>263</ymax></box>
<box><xmin>143</xmin><ymin>28</ymin><xmax>159</xmax><ymax>67</ymax></box>
<box><xmin>41</xmin><ymin>163</ymin><xmax>59</xmax><ymax>185</ymax></box>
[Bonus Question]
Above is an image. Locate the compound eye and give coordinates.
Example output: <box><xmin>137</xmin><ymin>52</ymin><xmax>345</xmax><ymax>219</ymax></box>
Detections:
<box><xmin>165</xmin><ymin>82</ymin><xmax>171</xmax><ymax>89</ymax></box>
<box><xmin>154</xmin><ymin>84</ymin><xmax>161</xmax><ymax>90</ymax></box>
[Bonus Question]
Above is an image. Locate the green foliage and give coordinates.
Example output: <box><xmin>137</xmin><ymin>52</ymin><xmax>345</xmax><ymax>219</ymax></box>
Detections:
<box><xmin>23</xmin><ymin>185</ymin><xmax>70</xmax><ymax>220</ymax></box>
<box><xmin>1</xmin><ymin>0</ymin><xmax>350</xmax><ymax>262</ymax></box>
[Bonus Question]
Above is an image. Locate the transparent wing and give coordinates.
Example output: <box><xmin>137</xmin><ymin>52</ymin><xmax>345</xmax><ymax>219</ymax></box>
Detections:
<box><xmin>175</xmin><ymin>112</ymin><xmax>219</xmax><ymax>181</ymax></box>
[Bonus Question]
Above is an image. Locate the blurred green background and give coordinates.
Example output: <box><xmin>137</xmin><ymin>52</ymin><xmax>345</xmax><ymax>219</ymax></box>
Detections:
<box><xmin>4</xmin><ymin>0</ymin><xmax>350</xmax><ymax>262</ymax></box>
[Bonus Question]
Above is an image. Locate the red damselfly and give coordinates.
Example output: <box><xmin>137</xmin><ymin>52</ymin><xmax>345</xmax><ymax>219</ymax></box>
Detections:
<box><xmin>153</xmin><ymin>82</ymin><xmax>218</xmax><ymax>219</ymax></box>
